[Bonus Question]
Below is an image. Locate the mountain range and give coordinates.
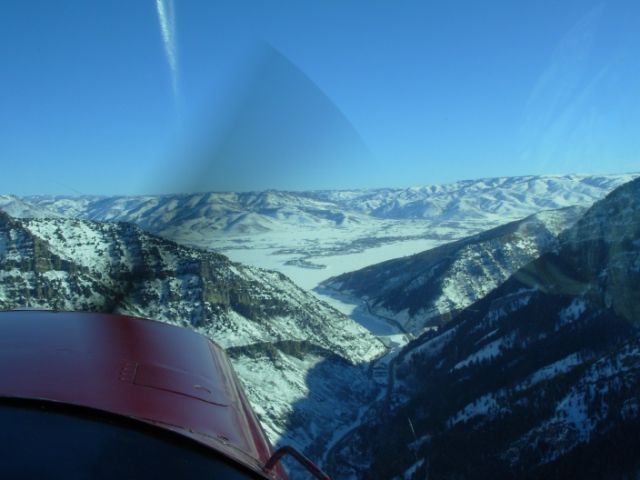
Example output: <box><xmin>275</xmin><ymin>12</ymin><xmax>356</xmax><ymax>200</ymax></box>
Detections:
<box><xmin>0</xmin><ymin>174</ymin><xmax>633</xmax><ymax>247</ymax></box>
<box><xmin>328</xmin><ymin>177</ymin><xmax>640</xmax><ymax>479</ymax></box>
<box><xmin>321</xmin><ymin>206</ymin><xmax>585</xmax><ymax>335</ymax></box>
<box><xmin>1</xmin><ymin>173</ymin><xmax>640</xmax><ymax>479</ymax></box>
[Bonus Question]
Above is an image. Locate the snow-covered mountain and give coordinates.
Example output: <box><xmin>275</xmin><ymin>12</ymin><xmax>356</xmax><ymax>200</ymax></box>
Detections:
<box><xmin>6</xmin><ymin>174</ymin><xmax>634</xmax><ymax>295</ymax></box>
<box><xmin>0</xmin><ymin>194</ymin><xmax>61</xmax><ymax>219</ymax></box>
<box><xmin>24</xmin><ymin>190</ymin><xmax>368</xmax><ymax>236</ymax></box>
<box><xmin>321</xmin><ymin>206</ymin><xmax>585</xmax><ymax>335</ymax></box>
<box><xmin>329</xmin><ymin>177</ymin><xmax>640</xmax><ymax>479</ymax></box>
<box><xmin>23</xmin><ymin>174</ymin><xmax>636</xmax><ymax>235</ymax></box>
<box><xmin>312</xmin><ymin>174</ymin><xmax>636</xmax><ymax>221</ymax></box>
<box><xmin>0</xmin><ymin>210</ymin><xmax>385</xmax><ymax>473</ymax></box>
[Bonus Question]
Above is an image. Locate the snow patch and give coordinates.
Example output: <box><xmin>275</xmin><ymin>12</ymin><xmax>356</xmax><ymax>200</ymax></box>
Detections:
<box><xmin>449</xmin><ymin>393</ymin><xmax>501</xmax><ymax>426</ymax></box>
<box><xmin>453</xmin><ymin>334</ymin><xmax>514</xmax><ymax>370</ymax></box>
<box><xmin>558</xmin><ymin>298</ymin><xmax>587</xmax><ymax>328</ymax></box>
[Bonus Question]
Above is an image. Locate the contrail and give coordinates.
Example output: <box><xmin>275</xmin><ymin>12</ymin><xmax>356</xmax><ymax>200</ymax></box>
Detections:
<box><xmin>155</xmin><ymin>0</ymin><xmax>178</xmax><ymax>99</ymax></box>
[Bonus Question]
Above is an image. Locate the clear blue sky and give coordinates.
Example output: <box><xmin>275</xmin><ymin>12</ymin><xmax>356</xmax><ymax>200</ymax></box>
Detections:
<box><xmin>1</xmin><ymin>0</ymin><xmax>638</xmax><ymax>195</ymax></box>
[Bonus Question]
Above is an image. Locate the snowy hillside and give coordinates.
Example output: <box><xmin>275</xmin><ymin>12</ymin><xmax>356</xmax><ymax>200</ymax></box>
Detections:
<box><xmin>0</xmin><ymin>195</ymin><xmax>61</xmax><ymax>219</ymax></box>
<box><xmin>321</xmin><ymin>206</ymin><xmax>585</xmax><ymax>334</ymax></box>
<box><xmin>329</xmin><ymin>177</ymin><xmax>640</xmax><ymax>479</ymax></box>
<box><xmin>313</xmin><ymin>174</ymin><xmax>634</xmax><ymax>220</ymax></box>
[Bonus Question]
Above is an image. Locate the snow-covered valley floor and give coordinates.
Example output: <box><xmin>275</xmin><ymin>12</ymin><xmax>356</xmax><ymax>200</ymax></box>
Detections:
<box><xmin>203</xmin><ymin>223</ymin><xmax>480</xmax><ymax>335</ymax></box>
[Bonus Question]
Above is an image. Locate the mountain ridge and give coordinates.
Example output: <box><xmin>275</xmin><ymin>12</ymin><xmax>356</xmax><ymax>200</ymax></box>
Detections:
<box><xmin>6</xmin><ymin>173</ymin><xmax>634</xmax><ymax>237</ymax></box>
<box><xmin>321</xmin><ymin>206</ymin><xmax>586</xmax><ymax>334</ymax></box>
<box><xmin>329</xmin><ymin>177</ymin><xmax>640</xmax><ymax>479</ymax></box>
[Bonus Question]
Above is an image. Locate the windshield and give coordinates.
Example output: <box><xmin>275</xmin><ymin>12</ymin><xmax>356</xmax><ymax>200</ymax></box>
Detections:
<box><xmin>0</xmin><ymin>401</ymin><xmax>263</xmax><ymax>479</ymax></box>
<box><xmin>0</xmin><ymin>1</ymin><xmax>639</xmax><ymax>479</ymax></box>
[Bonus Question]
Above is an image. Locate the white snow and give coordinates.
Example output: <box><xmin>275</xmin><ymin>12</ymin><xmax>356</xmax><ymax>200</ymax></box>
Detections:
<box><xmin>507</xmin><ymin>341</ymin><xmax>640</xmax><ymax>466</ymax></box>
<box><xmin>223</xmin><ymin>235</ymin><xmax>440</xmax><ymax>291</ymax></box>
<box><xmin>453</xmin><ymin>334</ymin><xmax>513</xmax><ymax>370</ymax></box>
<box><xmin>313</xmin><ymin>288</ymin><xmax>410</xmax><ymax>347</ymax></box>
<box><xmin>403</xmin><ymin>327</ymin><xmax>456</xmax><ymax>364</ymax></box>
<box><xmin>557</xmin><ymin>298</ymin><xmax>587</xmax><ymax>328</ymax></box>
<box><xmin>403</xmin><ymin>459</ymin><xmax>425</xmax><ymax>479</ymax></box>
<box><xmin>517</xmin><ymin>353</ymin><xmax>584</xmax><ymax>391</ymax></box>
<box><xmin>449</xmin><ymin>393</ymin><xmax>501</xmax><ymax>426</ymax></box>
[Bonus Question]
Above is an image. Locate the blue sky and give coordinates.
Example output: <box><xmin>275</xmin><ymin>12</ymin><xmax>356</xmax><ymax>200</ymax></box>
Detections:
<box><xmin>1</xmin><ymin>0</ymin><xmax>638</xmax><ymax>195</ymax></box>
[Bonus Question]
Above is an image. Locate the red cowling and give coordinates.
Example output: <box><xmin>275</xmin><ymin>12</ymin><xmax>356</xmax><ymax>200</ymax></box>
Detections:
<box><xmin>0</xmin><ymin>310</ymin><xmax>287</xmax><ymax>479</ymax></box>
